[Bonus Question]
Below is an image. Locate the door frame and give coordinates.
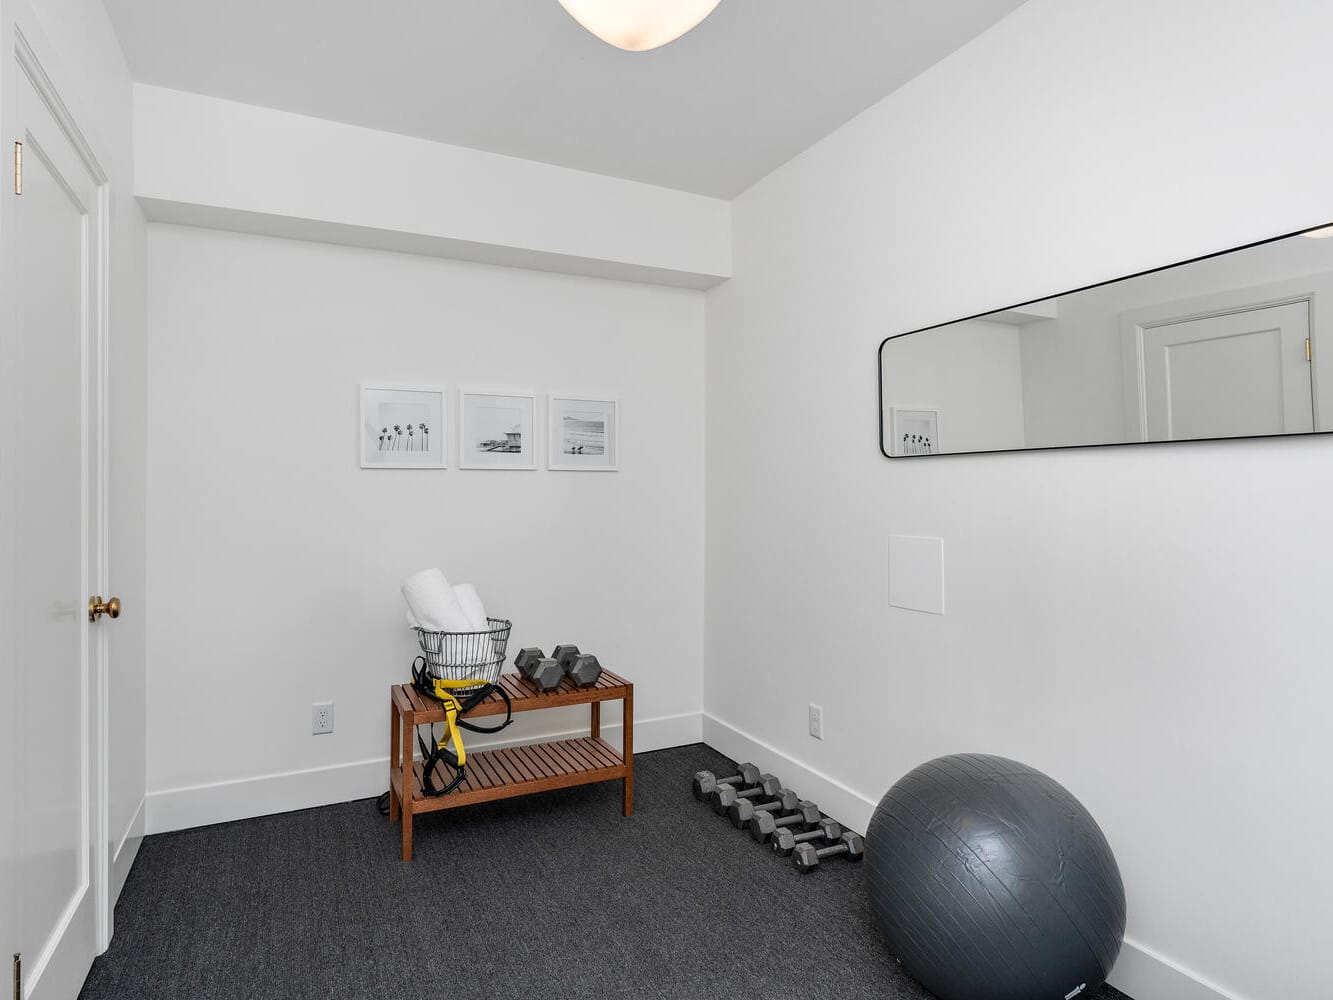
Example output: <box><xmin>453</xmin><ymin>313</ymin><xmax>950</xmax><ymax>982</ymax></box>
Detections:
<box><xmin>1</xmin><ymin>1</ymin><xmax>115</xmax><ymax>968</ymax></box>
<box><xmin>1119</xmin><ymin>276</ymin><xmax>1323</xmax><ymax>442</ymax></box>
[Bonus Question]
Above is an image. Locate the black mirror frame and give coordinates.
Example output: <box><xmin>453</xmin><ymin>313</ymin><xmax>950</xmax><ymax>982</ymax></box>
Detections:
<box><xmin>878</xmin><ymin>220</ymin><xmax>1333</xmax><ymax>459</ymax></box>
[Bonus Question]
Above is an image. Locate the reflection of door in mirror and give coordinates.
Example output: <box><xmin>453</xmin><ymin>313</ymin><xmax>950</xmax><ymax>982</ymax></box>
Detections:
<box><xmin>1129</xmin><ymin>300</ymin><xmax>1313</xmax><ymax>442</ymax></box>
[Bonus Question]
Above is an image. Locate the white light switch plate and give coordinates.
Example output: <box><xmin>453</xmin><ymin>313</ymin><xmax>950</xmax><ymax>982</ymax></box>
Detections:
<box><xmin>888</xmin><ymin>535</ymin><xmax>944</xmax><ymax>615</ymax></box>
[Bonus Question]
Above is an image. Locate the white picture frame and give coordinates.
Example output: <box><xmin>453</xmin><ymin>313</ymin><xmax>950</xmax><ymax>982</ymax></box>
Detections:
<box><xmin>359</xmin><ymin>383</ymin><xmax>447</xmax><ymax>469</ymax></box>
<box><xmin>459</xmin><ymin>390</ymin><xmax>537</xmax><ymax>470</ymax></box>
<box><xmin>890</xmin><ymin>407</ymin><xmax>941</xmax><ymax>456</ymax></box>
<box><xmin>548</xmin><ymin>395</ymin><xmax>619</xmax><ymax>471</ymax></box>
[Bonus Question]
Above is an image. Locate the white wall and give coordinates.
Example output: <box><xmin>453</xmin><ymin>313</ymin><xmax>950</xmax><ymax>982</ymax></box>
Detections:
<box><xmin>704</xmin><ymin>3</ymin><xmax>1333</xmax><ymax>1000</ymax></box>
<box><xmin>144</xmin><ymin>224</ymin><xmax>706</xmax><ymax>831</ymax></box>
<box><xmin>134</xmin><ymin>85</ymin><xmax>732</xmax><ymax>290</ymax></box>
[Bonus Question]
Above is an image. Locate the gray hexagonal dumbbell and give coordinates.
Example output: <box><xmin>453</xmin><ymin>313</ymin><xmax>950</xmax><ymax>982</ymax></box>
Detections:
<box><xmin>514</xmin><ymin>647</ymin><xmax>546</xmax><ymax>679</ymax></box>
<box><xmin>566</xmin><ymin>653</ymin><xmax>602</xmax><ymax>687</ymax></box>
<box><xmin>710</xmin><ymin>773</ymin><xmax>780</xmax><ymax>816</ymax></box>
<box><xmin>749</xmin><ymin>799</ymin><xmax>821</xmax><ymax>843</ymax></box>
<box><xmin>552</xmin><ymin>644</ymin><xmax>581</xmax><ymax>672</ymax></box>
<box><xmin>772</xmin><ymin>818</ymin><xmax>842</xmax><ymax>857</ymax></box>
<box><xmin>793</xmin><ymin>831</ymin><xmax>865</xmax><ymax>873</ymax></box>
<box><xmin>690</xmin><ymin>762</ymin><xmax>761</xmax><ymax>802</ymax></box>
<box><xmin>729</xmin><ymin>787</ymin><xmax>799</xmax><ymax>829</ymax></box>
<box><xmin>530</xmin><ymin>658</ymin><xmax>563</xmax><ymax>692</ymax></box>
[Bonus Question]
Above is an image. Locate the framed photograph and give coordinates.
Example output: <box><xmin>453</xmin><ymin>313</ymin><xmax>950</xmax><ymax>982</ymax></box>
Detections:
<box><xmin>359</xmin><ymin>383</ymin><xmax>446</xmax><ymax>469</ymax></box>
<box><xmin>548</xmin><ymin>395</ymin><xmax>618</xmax><ymax>471</ymax></box>
<box><xmin>890</xmin><ymin>407</ymin><xmax>940</xmax><ymax>456</ymax></box>
<box><xmin>459</xmin><ymin>390</ymin><xmax>537</xmax><ymax>470</ymax></box>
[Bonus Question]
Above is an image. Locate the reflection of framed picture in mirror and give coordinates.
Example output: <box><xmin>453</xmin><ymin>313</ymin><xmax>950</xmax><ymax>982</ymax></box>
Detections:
<box><xmin>890</xmin><ymin>408</ymin><xmax>940</xmax><ymax>456</ymax></box>
<box><xmin>548</xmin><ymin>395</ymin><xmax>618</xmax><ymax>471</ymax></box>
<box><xmin>359</xmin><ymin>383</ymin><xmax>446</xmax><ymax>469</ymax></box>
<box><xmin>459</xmin><ymin>390</ymin><xmax>537</xmax><ymax>470</ymax></box>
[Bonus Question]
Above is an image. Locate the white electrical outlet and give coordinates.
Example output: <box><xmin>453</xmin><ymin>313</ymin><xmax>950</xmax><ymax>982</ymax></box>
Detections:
<box><xmin>312</xmin><ymin>701</ymin><xmax>334</xmax><ymax>735</ymax></box>
<box><xmin>808</xmin><ymin>703</ymin><xmax>824</xmax><ymax>740</ymax></box>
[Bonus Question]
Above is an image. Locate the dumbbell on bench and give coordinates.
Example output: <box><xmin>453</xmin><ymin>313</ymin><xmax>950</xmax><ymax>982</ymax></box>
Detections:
<box><xmin>513</xmin><ymin>648</ymin><xmax>564</xmax><ymax>692</ymax></box>
<box><xmin>748</xmin><ymin>799</ymin><xmax>820</xmax><ymax>843</ymax></box>
<box><xmin>771</xmin><ymin>818</ymin><xmax>842</xmax><ymax>857</ymax></box>
<box><xmin>516</xmin><ymin>646</ymin><xmax>600</xmax><ymax>691</ymax></box>
<box><xmin>553</xmin><ymin>645</ymin><xmax>603</xmax><ymax>687</ymax></box>
<box><xmin>709</xmin><ymin>774</ymin><xmax>780</xmax><ymax>816</ymax></box>
<box><xmin>792</xmin><ymin>831</ymin><xmax>865</xmax><ymax>873</ymax></box>
<box><xmin>691</xmin><ymin>762</ymin><xmax>761</xmax><ymax>802</ymax></box>
<box><xmin>514</xmin><ymin>648</ymin><xmax>545</xmax><ymax>677</ymax></box>
<box><xmin>727</xmin><ymin>787</ymin><xmax>800</xmax><ymax>829</ymax></box>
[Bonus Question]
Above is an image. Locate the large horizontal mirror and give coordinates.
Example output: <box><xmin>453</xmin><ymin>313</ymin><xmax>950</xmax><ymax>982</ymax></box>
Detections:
<box><xmin>879</xmin><ymin>223</ymin><xmax>1333</xmax><ymax>457</ymax></box>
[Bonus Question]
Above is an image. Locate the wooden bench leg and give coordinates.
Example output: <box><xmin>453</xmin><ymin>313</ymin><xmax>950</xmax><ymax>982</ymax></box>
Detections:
<box><xmin>622</xmin><ymin>688</ymin><xmax>634</xmax><ymax>817</ymax></box>
<box><xmin>389</xmin><ymin>696</ymin><xmax>401</xmax><ymax>823</ymax></box>
<box><xmin>402</xmin><ymin>709</ymin><xmax>415</xmax><ymax>861</ymax></box>
<box><xmin>590</xmin><ymin>701</ymin><xmax>601</xmax><ymax>740</ymax></box>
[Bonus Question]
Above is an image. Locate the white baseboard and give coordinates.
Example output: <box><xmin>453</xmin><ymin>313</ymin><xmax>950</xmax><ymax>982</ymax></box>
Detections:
<box><xmin>1109</xmin><ymin>937</ymin><xmax>1248</xmax><ymax>1000</ymax></box>
<box><xmin>700</xmin><ymin>712</ymin><xmax>1244</xmax><ymax>1000</ymax></box>
<box><xmin>145</xmin><ymin>710</ymin><xmax>702</xmax><ymax>835</ymax></box>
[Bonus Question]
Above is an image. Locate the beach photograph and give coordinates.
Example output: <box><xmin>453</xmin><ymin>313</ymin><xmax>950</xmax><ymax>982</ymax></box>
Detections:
<box><xmin>460</xmin><ymin>391</ymin><xmax>536</xmax><ymax>469</ymax></box>
<box><xmin>549</xmin><ymin>395</ymin><xmax>617</xmax><ymax>471</ymax></box>
<box><xmin>562</xmin><ymin>412</ymin><xmax>606</xmax><ymax>455</ymax></box>
<box><xmin>470</xmin><ymin>403</ymin><xmax>523</xmax><ymax>454</ymax></box>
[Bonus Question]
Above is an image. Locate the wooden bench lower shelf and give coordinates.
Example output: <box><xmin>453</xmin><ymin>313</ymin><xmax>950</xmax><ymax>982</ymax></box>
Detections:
<box><xmin>388</xmin><ymin>670</ymin><xmax>633</xmax><ymax>860</ymax></box>
<box><xmin>391</xmin><ymin>736</ymin><xmax>626</xmax><ymax>812</ymax></box>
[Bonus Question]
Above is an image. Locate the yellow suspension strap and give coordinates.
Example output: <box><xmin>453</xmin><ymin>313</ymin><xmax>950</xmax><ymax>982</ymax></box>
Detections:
<box><xmin>409</xmin><ymin>656</ymin><xmax>513</xmax><ymax>797</ymax></box>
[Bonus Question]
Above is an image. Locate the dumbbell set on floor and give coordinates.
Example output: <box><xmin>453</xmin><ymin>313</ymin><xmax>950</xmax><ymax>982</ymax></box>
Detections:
<box><xmin>689</xmin><ymin>761</ymin><xmax>864</xmax><ymax>873</ymax></box>
<box><xmin>513</xmin><ymin>644</ymin><xmax>602</xmax><ymax>691</ymax></box>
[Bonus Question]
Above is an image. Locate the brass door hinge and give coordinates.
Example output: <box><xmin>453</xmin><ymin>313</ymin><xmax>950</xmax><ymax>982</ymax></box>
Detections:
<box><xmin>12</xmin><ymin>953</ymin><xmax>19</xmax><ymax>1000</ymax></box>
<box><xmin>12</xmin><ymin>141</ymin><xmax>20</xmax><ymax>195</ymax></box>
<box><xmin>1307</xmin><ymin>337</ymin><xmax>1313</xmax><ymax>363</ymax></box>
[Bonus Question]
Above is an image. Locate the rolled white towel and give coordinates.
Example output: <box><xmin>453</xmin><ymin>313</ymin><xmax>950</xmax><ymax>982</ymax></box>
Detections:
<box><xmin>452</xmin><ymin>584</ymin><xmax>488</xmax><ymax>631</ymax></box>
<box><xmin>401</xmin><ymin>568</ymin><xmax>473</xmax><ymax>632</ymax></box>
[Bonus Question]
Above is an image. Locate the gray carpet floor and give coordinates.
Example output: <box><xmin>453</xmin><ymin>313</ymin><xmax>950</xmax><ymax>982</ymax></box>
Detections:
<box><xmin>80</xmin><ymin>744</ymin><xmax>1133</xmax><ymax>1000</ymax></box>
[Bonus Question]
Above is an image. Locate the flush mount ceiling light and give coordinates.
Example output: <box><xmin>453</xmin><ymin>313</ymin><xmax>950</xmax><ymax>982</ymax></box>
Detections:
<box><xmin>558</xmin><ymin>0</ymin><xmax>722</xmax><ymax>51</ymax></box>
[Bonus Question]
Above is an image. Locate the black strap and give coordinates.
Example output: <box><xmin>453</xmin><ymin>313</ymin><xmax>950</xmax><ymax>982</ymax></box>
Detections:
<box><xmin>376</xmin><ymin>657</ymin><xmax>515</xmax><ymax>809</ymax></box>
<box><xmin>408</xmin><ymin>655</ymin><xmax>515</xmax><ymax>735</ymax></box>
<box><xmin>418</xmin><ymin>725</ymin><xmax>467</xmax><ymax>798</ymax></box>
<box><xmin>458</xmin><ymin>685</ymin><xmax>513</xmax><ymax>734</ymax></box>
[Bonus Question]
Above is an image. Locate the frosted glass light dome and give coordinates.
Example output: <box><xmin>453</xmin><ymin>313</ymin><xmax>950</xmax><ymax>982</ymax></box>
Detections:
<box><xmin>558</xmin><ymin>0</ymin><xmax>722</xmax><ymax>51</ymax></box>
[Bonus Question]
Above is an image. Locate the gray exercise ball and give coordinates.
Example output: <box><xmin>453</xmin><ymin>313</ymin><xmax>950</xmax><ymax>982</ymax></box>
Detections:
<box><xmin>866</xmin><ymin>754</ymin><xmax>1125</xmax><ymax>1000</ymax></box>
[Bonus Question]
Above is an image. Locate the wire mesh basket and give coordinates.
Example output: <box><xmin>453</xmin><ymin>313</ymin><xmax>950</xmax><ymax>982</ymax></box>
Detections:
<box><xmin>414</xmin><ymin>618</ymin><xmax>511</xmax><ymax>696</ymax></box>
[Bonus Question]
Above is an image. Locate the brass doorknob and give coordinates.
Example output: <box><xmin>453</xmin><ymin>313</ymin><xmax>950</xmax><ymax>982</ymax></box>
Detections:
<box><xmin>88</xmin><ymin>596</ymin><xmax>121</xmax><ymax>622</ymax></box>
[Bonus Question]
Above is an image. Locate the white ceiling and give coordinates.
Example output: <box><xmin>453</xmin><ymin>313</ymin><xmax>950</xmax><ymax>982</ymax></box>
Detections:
<box><xmin>103</xmin><ymin>0</ymin><xmax>1024</xmax><ymax>198</ymax></box>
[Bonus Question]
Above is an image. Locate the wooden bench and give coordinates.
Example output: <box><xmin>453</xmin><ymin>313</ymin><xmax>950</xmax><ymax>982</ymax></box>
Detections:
<box><xmin>388</xmin><ymin>669</ymin><xmax>633</xmax><ymax>860</ymax></box>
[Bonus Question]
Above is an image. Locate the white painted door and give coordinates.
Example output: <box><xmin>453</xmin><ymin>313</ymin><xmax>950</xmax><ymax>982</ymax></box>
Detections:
<box><xmin>1142</xmin><ymin>301</ymin><xmax>1314</xmax><ymax>441</ymax></box>
<box><xmin>2</xmin><ymin>38</ymin><xmax>110</xmax><ymax>1000</ymax></box>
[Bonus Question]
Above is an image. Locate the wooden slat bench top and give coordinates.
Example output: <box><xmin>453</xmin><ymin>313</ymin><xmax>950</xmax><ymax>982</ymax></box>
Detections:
<box><xmin>392</xmin><ymin>669</ymin><xmax>631</xmax><ymax>723</ymax></box>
